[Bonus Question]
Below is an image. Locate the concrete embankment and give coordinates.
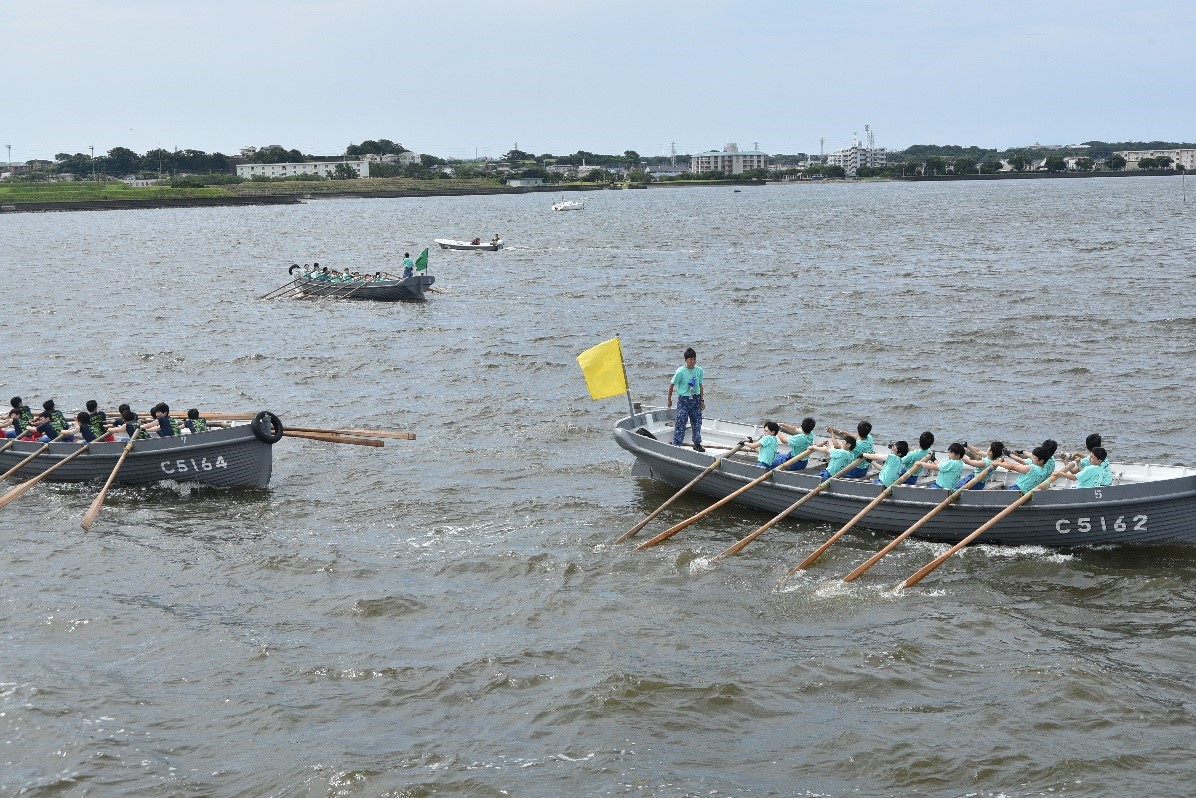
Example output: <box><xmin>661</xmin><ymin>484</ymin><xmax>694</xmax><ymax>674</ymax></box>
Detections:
<box><xmin>0</xmin><ymin>195</ymin><xmax>303</xmax><ymax>213</ymax></box>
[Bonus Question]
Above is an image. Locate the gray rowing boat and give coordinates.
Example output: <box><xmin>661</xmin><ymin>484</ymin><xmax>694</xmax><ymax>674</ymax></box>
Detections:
<box><xmin>616</xmin><ymin>409</ymin><xmax>1196</xmax><ymax>546</ymax></box>
<box><xmin>292</xmin><ymin>274</ymin><xmax>434</xmax><ymax>301</ymax></box>
<box><xmin>0</xmin><ymin>412</ymin><xmax>283</xmax><ymax>488</ymax></box>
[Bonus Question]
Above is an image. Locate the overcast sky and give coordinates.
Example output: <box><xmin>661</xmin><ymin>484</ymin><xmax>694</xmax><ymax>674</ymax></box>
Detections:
<box><xmin>6</xmin><ymin>0</ymin><xmax>1193</xmax><ymax>162</ymax></box>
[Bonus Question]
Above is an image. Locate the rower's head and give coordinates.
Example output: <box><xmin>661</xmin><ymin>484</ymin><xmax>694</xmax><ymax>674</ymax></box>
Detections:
<box><xmin>988</xmin><ymin>441</ymin><xmax>1005</xmax><ymax>459</ymax></box>
<box><xmin>86</xmin><ymin>400</ymin><xmax>98</xmax><ymax>413</ymax></box>
<box><xmin>857</xmin><ymin>421</ymin><xmax>872</xmax><ymax>439</ymax></box>
<box><xmin>43</xmin><ymin>399</ymin><xmax>55</xmax><ymax>412</ymax></box>
<box><xmin>77</xmin><ymin>411</ymin><xmax>90</xmax><ymax>426</ymax></box>
<box><xmin>10</xmin><ymin>397</ymin><xmax>21</xmax><ymax>409</ymax></box>
<box><xmin>1089</xmin><ymin>446</ymin><xmax>1107</xmax><ymax>464</ymax></box>
<box><xmin>892</xmin><ymin>440</ymin><xmax>909</xmax><ymax>457</ymax></box>
<box><xmin>187</xmin><ymin>408</ymin><xmax>200</xmax><ymax>420</ymax></box>
<box><xmin>1041</xmin><ymin>439</ymin><xmax>1058</xmax><ymax>459</ymax></box>
<box><xmin>763</xmin><ymin>421</ymin><xmax>780</xmax><ymax>435</ymax></box>
<box><xmin>947</xmin><ymin>442</ymin><xmax>965</xmax><ymax>459</ymax></box>
<box><xmin>117</xmin><ymin>403</ymin><xmax>131</xmax><ymax>414</ymax></box>
<box><xmin>1085</xmin><ymin>433</ymin><xmax>1102</xmax><ymax>452</ymax></box>
<box><xmin>800</xmin><ymin>417</ymin><xmax>816</xmax><ymax>434</ymax></box>
<box><xmin>1030</xmin><ymin>446</ymin><xmax>1049</xmax><ymax>465</ymax></box>
<box><xmin>154</xmin><ymin>403</ymin><xmax>170</xmax><ymax>417</ymax></box>
<box><xmin>121</xmin><ymin>409</ymin><xmax>138</xmax><ymax>422</ymax></box>
<box><xmin>918</xmin><ymin>431</ymin><xmax>935</xmax><ymax>450</ymax></box>
<box><xmin>841</xmin><ymin>434</ymin><xmax>857</xmax><ymax>450</ymax></box>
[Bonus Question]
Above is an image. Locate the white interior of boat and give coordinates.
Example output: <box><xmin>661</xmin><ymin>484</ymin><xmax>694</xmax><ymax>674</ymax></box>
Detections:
<box><xmin>631</xmin><ymin>411</ymin><xmax>1196</xmax><ymax>489</ymax></box>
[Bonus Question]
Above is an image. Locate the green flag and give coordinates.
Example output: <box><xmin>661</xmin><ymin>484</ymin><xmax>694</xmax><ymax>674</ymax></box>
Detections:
<box><xmin>414</xmin><ymin>248</ymin><xmax>429</xmax><ymax>272</ymax></box>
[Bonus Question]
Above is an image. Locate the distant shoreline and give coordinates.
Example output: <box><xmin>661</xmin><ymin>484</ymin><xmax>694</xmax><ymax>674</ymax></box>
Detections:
<box><xmin>0</xmin><ymin>171</ymin><xmax>1184</xmax><ymax>213</ymax></box>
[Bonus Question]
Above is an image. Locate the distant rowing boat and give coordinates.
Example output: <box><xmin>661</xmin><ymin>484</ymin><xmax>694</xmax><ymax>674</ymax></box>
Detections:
<box><xmin>291</xmin><ymin>274</ymin><xmax>433</xmax><ymax>301</ymax></box>
<box><xmin>616</xmin><ymin>409</ymin><xmax>1196</xmax><ymax>546</ymax></box>
<box><xmin>552</xmin><ymin>200</ymin><xmax>584</xmax><ymax>211</ymax></box>
<box><xmin>1</xmin><ymin>412</ymin><xmax>283</xmax><ymax>488</ymax></box>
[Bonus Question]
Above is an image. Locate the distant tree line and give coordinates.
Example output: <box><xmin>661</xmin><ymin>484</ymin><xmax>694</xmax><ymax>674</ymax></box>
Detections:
<box><xmin>16</xmin><ymin>137</ymin><xmax>1192</xmax><ymax>185</ymax></box>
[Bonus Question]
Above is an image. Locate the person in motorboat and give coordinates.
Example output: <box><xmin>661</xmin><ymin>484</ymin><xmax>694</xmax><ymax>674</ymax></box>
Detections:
<box><xmin>471</xmin><ymin>237</ymin><xmax>481</xmax><ymax>245</ymax></box>
<box><xmin>491</xmin><ymin>234</ymin><xmax>501</xmax><ymax>246</ymax></box>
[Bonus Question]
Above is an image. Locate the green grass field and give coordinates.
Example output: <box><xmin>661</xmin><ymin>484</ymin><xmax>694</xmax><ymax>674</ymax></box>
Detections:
<box><xmin>0</xmin><ymin>181</ymin><xmax>230</xmax><ymax>202</ymax></box>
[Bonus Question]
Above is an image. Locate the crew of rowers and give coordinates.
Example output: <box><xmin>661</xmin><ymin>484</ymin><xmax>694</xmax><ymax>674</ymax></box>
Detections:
<box><xmin>301</xmin><ymin>264</ymin><xmax>387</xmax><ymax>283</ymax></box>
<box><xmin>744</xmin><ymin>418</ymin><xmax>1112</xmax><ymax>493</ymax></box>
<box><xmin>4</xmin><ymin>397</ymin><xmax>211</xmax><ymax>444</ymax></box>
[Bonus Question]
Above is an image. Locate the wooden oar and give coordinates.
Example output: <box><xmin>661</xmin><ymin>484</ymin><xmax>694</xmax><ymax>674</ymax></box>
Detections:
<box><xmin>712</xmin><ymin>455</ymin><xmax>865</xmax><ymax>561</ymax></box>
<box><xmin>336</xmin><ymin>278</ymin><xmax>371</xmax><ymax>301</ymax></box>
<box><xmin>635</xmin><ymin>446</ymin><xmax>816</xmax><ymax>551</ymax></box>
<box><xmin>615</xmin><ymin>441</ymin><xmax>748</xmax><ymax>544</ymax></box>
<box><xmin>0</xmin><ymin>431</ymin><xmax>72</xmax><ymax>482</ymax></box>
<box><xmin>281</xmin><ymin>429</ymin><xmax>384</xmax><ymax>447</ymax></box>
<box><xmin>779</xmin><ymin>455</ymin><xmax>934</xmax><ymax>581</ymax></box>
<box><xmin>901</xmin><ymin>472</ymin><xmax>1063</xmax><ymax>588</ymax></box>
<box><xmin>841</xmin><ymin>464</ymin><xmax>996</xmax><ymax>583</ymax></box>
<box><xmin>284</xmin><ymin>426</ymin><xmax>416</xmax><ymax>440</ymax></box>
<box><xmin>0</xmin><ymin>441</ymin><xmax>95</xmax><ymax>510</ymax></box>
<box><xmin>80</xmin><ymin>438</ymin><xmax>136</xmax><ymax>531</ymax></box>
<box><xmin>259</xmin><ymin>277</ymin><xmax>302</xmax><ymax>300</ymax></box>
<box><xmin>0</xmin><ymin>437</ymin><xmax>19</xmax><ymax>456</ymax></box>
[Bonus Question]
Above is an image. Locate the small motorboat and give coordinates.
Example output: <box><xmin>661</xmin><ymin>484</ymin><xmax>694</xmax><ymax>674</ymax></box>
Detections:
<box><xmin>552</xmin><ymin>200</ymin><xmax>584</xmax><ymax>211</ymax></box>
<box><xmin>434</xmin><ymin>238</ymin><xmax>504</xmax><ymax>251</ymax></box>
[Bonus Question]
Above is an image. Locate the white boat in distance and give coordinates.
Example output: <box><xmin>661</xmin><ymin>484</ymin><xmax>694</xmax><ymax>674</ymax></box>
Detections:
<box><xmin>434</xmin><ymin>238</ymin><xmax>504</xmax><ymax>251</ymax></box>
<box><xmin>552</xmin><ymin>200</ymin><xmax>584</xmax><ymax>211</ymax></box>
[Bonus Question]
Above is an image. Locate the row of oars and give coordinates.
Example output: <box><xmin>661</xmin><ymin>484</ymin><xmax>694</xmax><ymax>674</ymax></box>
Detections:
<box><xmin>617</xmin><ymin>443</ymin><xmax>1063</xmax><ymax>588</ymax></box>
<box><xmin>0</xmin><ymin>412</ymin><xmax>414</xmax><ymax>531</ymax></box>
<box><xmin>259</xmin><ymin>273</ymin><xmax>397</xmax><ymax>302</ymax></box>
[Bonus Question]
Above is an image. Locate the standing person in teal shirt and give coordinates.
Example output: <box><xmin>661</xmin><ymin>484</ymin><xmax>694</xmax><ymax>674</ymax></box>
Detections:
<box><xmin>668</xmin><ymin>347</ymin><xmax>705</xmax><ymax>452</ymax></box>
<box><xmin>402</xmin><ymin>252</ymin><xmax>415</xmax><ymax>278</ymax></box>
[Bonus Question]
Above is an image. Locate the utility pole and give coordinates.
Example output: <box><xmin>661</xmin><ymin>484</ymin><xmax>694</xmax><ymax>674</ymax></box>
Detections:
<box><xmin>670</xmin><ymin>141</ymin><xmax>676</xmax><ymax>167</ymax></box>
<box><xmin>89</xmin><ymin>145</ymin><xmax>95</xmax><ymax>181</ymax></box>
<box><xmin>5</xmin><ymin>144</ymin><xmax>10</xmax><ymax>171</ymax></box>
<box><xmin>820</xmin><ymin>137</ymin><xmax>824</xmax><ymax>163</ymax></box>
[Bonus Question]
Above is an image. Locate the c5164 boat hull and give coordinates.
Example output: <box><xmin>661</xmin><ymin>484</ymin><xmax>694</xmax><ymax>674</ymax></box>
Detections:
<box><xmin>0</xmin><ymin>417</ymin><xmax>280</xmax><ymax>488</ymax></box>
<box><xmin>615</xmin><ymin>410</ymin><xmax>1196</xmax><ymax>547</ymax></box>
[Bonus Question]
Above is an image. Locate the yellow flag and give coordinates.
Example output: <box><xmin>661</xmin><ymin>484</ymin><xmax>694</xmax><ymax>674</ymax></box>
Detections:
<box><xmin>577</xmin><ymin>337</ymin><xmax>628</xmax><ymax>400</ymax></box>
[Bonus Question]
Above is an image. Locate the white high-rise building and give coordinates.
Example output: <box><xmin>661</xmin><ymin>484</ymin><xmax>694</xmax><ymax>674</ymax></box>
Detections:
<box><xmin>691</xmin><ymin>143</ymin><xmax>768</xmax><ymax>175</ymax></box>
<box><xmin>825</xmin><ymin>139</ymin><xmax>887</xmax><ymax>176</ymax></box>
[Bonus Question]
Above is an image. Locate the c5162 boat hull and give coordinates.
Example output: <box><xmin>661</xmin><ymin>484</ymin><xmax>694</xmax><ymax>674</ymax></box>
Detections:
<box><xmin>615</xmin><ymin>410</ymin><xmax>1196</xmax><ymax>547</ymax></box>
<box><xmin>0</xmin><ymin>417</ymin><xmax>281</xmax><ymax>488</ymax></box>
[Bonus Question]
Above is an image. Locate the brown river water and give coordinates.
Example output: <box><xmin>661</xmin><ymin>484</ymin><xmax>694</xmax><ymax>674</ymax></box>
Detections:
<box><xmin>1</xmin><ymin>178</ymin><xmax>1194</xmax><ymax>796</ymax></box>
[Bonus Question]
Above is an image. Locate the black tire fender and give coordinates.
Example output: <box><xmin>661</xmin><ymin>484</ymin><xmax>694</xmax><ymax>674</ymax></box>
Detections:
<box><xmin>251</xmin><ymin>410</ymin><xmax>284</xmax><ymax>444</ymax></box>
<box><xmin>289</xmin><ymin>263</ymin><xmax>302</xmax><ymax>275</ymax></box>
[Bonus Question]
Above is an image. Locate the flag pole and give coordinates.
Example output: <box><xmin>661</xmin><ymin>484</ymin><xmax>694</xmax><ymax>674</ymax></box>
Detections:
<box><xmin>617</xmin><ymin>335</ymin><xmax>636</xmax><ymax>421</ymax></box>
